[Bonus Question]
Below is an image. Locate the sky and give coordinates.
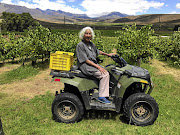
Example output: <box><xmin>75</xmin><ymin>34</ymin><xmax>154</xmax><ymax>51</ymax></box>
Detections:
<box><xmin>0</xmin><ymin>0</ymin><xmax>180</xmax><ymax>17</ymax></box>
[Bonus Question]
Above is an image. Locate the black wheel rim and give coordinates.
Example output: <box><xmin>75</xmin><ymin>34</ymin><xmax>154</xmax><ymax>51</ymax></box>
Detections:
<box><xmin>131</xmin><ymin>101</ymin><xmax>153</xmax><ymax>122</ymax></box>
<box><xmin>57</xmin><ymin>100</ymin><xmax>77</xmax><ymax>120</ymax></box>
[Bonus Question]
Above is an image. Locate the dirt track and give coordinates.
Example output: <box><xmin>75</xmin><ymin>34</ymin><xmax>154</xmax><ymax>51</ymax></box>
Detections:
<box><xmin>0</xmin><ymin>67</ymin><xmax>63</xmax><ymax>99</ymax></box>
<box><xmin>150</xmin><ymin>59</ymin><xmax>180</xmax><ymax>82</ymax></box>
<box><xmin>0</xmin><ymin>59</ymin><xmax>179</xmax><ymax>99</ymax></box>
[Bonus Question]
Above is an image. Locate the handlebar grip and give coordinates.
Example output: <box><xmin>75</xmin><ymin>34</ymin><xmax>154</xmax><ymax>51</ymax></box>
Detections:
<box><xmin>111</xmin><ymin>54</ymin><xmax>119</xmax><ymax>58</ymax></box>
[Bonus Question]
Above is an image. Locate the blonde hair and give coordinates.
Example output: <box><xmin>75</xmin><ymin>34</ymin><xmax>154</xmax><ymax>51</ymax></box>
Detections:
<box><xmin>79</xmin><ymin>26</ymin><xmax>95</xmax><ymax>40</ymax></box>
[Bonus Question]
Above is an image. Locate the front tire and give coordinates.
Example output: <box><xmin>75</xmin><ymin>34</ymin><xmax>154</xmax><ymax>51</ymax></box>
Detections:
<box><xmin>123</xmin><ymin>93</ymin><xmax>159</xmax><ymax>126</ymax></box>
<box><xmin>52</xmin><ymin>93</ymin><xmax>84</xmax><ymax>123</ymax></box>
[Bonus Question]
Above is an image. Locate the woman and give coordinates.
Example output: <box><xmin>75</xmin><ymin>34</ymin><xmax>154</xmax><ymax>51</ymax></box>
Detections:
<box><xmin>76</xmin><ymin>27</ymin><xmax>114</xmax><ymax>104</ymax></box>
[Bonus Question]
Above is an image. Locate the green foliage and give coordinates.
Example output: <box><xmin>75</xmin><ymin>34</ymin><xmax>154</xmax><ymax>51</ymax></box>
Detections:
<box><xmin>171</xmin><ymin>32</ymin><xmax>180</xmax><ymax>66</ymax></box>
<box><xmin>153</xmin><ymin>36</ymin><xmax>173</xmax><ymax>59</ymax></box>
<box><xmin>153</xmin><ymin>32</ymin><xmax>180</xmax><ymax>67</ymax></box>
<box><xmin>116</xmin><ymin>24</ymin><xmax>154</xmax><ymax>63</ymax></box>
<box><xmin>115</xmin><ymin>24</ymin><xmax>179</xmax><ymax>67</ymax></box>
<box><xmin>93</xmin><ymin>31</ymin><xmax>103</xmax><ymax>52</ymax></box>
<box><xmin>0</xmin><ymin>25</ymin><xmax>106</xmax><ymax>65</ymax></box>
<box><xmin>1</xmin><ymin>12</ymin><xmax>39</xmax><ymax>32</ymax></box>
<box><xmin>52</xmin><ymin>32</ymin><xmax>79</xmax><ymax>53</ymax></box>
<box><xmin>5</xmin><ymin>33</ymin><xmax>19</xmax><ymax>61</ymax></box>
<box><xmin>0</xmin><ymin>24</ymin><xmax>179</xmax><ymax>67</ymax></box>
<box><xmin>0</xmin><ymin>34</ymin><xmax>8</xmax><ymax>61</ymax></box>
<box><xmin>25</xmin><ymin>25</ymin><xmax>52</xmax><ymax>62</ymax></box>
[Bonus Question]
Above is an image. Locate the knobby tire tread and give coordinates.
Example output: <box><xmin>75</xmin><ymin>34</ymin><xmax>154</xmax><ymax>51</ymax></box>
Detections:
<box><xmin>52</xmin><ymin>92</ymin><xmax>84</xmax><ymax>123</ymax></box>
<box><xmin>123</xmin><ymin>93</ymin><xmax>159</xmax><ymax>126</ymax></box>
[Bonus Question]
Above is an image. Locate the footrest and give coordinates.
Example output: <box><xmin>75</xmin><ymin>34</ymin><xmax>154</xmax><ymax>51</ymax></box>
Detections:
<box><xmin>90</xmin><ymin>99</ymin><xmax>116</xmax><ymax>111</ymax></box>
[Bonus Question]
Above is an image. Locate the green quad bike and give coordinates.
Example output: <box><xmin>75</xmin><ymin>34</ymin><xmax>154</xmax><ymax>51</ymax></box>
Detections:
<box><xmin>50</xmin><ymin>55</ymin><xmax>159</xmax><ymax>126</ymax></box>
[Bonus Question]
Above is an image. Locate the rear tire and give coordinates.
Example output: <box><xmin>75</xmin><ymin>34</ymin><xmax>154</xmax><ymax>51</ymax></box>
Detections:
<box><xmin>52</xmin><ymin>93</ymin><xmax>84</xmax><ymax>123</ymax></box>
<box><xmin>123</xmin><ymin>93</ymin><xmax>159</xmax><ymax>126</ymax></box>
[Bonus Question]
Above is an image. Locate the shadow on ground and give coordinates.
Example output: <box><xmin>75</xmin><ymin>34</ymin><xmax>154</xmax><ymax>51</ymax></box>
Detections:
<box><xmin>83</xmin><ymin>110</ymin><xmax>129</xmax><ymax>124</ymax></box>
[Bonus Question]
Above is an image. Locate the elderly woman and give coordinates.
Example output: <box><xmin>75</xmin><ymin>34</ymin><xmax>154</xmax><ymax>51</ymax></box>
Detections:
<box><xmin>76</xmin><ymin>27</ymin><xmax>114</xmax><ymax>104</ymax></box>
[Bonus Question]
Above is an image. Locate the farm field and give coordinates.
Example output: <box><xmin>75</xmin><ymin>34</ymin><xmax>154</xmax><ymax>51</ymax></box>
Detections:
<box><xmin>0</xmin><ymin>21</ymin><xmax>180</xmax><ymax>134</ymax></box>
<box><xmin>0</xmin><ymin>58</ymin><xmax>179</xmax><ymax>135</ymax></box>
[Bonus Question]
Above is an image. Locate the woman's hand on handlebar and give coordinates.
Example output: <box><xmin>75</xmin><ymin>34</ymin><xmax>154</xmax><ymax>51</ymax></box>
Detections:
<box><xmin>107</xmin><ymin>53</ymin><xmax>116</xmax><ymax>57</ymax></box>
<box><xmin>99</xmin><ymin>51</ymin><xmax>116</xmax><ymax>57</ymax></box>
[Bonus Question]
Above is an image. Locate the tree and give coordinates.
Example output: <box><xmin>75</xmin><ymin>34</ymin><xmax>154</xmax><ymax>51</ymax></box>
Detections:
<box><xmin>116</xmin><ymin>24</ymin><xmax>154</xmax><ymax>65</ymax></box>
<box><xmin>0</xmin><ymin>12</ymin><xmax>39</xmax><ymax>32</ymax></box>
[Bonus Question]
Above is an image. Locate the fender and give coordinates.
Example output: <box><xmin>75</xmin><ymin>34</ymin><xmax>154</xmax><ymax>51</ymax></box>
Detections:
<box><xmin>52</xmin><ymin>76</ymin><xmax>98</xmax><ymax>91</ymax></box>
<box><xmin>117</xmin><ymin>76</ymin><xmax>152</xmax><ymax>98</ymax></box>
<box><xmin>106</xmin><ymin>64</ymin><xmax>152</xmax><ymax>98</ymax></box>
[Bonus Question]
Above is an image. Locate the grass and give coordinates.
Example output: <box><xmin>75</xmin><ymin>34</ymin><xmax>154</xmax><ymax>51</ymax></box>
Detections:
<box><xmin>51</xmin><ymin>28</ymin><xmax>119</xmax><ymax>37</ymax></box>
<box><xmin>51</xmin><ymin>29</ymin><xmax>79</xmax><ymax>35</ymax></box>
<box><xmin>0</xmin><ymin>65</ymin><xmax>39</xmax><ymax>84</ymax></box>
<box><xmin>154</xmin><ymin>30</ymin><xmax>174</xmax><ymax>36</ymax></box>
<box><xmin>0</xmin><ymin>61</ymin><xmax>180</xmax><ymax>135</ymax></box>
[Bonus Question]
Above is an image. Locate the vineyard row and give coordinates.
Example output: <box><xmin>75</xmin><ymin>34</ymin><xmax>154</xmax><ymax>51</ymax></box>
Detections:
<box><xmin>0</xmin><ymin>24</ymin><xmax>179</xmax><ymax>67</ymax></box>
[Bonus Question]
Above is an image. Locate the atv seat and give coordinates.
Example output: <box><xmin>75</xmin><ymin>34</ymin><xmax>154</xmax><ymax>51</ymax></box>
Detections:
<box><xmin>71</xmin><ymin>66</ymin><xmax>99</xmax><ymax>85</ymax></box>
<box><xmin>50</xmin><ymin>70</ymin><xmax>74</xmax><ymax>78</ymax></box>
<box><xmin>50</xmin><ymin>66</ymin><xmax>99</xmax><ymax>85</ymax></box>
<box><xmin>70</xmin><ymin>66</ymin><xmax>87</xmax><ymax>78</ymax></box>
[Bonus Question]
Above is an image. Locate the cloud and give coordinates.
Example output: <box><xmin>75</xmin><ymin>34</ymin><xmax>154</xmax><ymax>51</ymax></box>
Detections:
<box><xmin>67</xmin><ymin>0</ymin><xmax>76</xmax><ymax>2</ymax></box>
<box><xmin>0</xmin><ymin>0</ymin><xmax>164</xmax><ymax>17</ymax></box>
<box><xmin>169</xmin><ymin>11</ymin><xmax>180</xmax><ymax>14</ymax></box>
<box><xmin>176</xmin><ymin>3</ymin><xmax>180</xmax><ymax>9</ymax></box>
<box><xmin>33</xmin><ymin>0</ymin><xmax>84</xmax><ymax>14</ymax></box>
<box><xmin>81</xmin><ymin>0</ymin><xmax>164</xmax><ymax>17</ymax></box>
<box><xmin>1</xmin><ymin>0</ymin><xmax>85</xmax><ymax>14</ymax></box>
<box><xmin>17</xmin><ymin>1</ymin><xmax>39</xmax><ymax>9</ymax></box>
<box><xmin>1</xmin><ymin>0</ymin><xmax>13</xmax><ymax>4</ymax></box>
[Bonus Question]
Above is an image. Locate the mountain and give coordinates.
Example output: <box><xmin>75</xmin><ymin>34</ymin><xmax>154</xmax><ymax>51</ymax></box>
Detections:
<box><xmin>0</xmin><ymin>2</ymin><xmax>127</xmax><ymax>23</ymax></box>
<box><xmin>113</xmin><ymin>14</ymin><xmax>180</xmax><ymax>25</ymax></box>
<box><xmin>1</xmin><ymin>2</ymin><xmax>180</xmax><ymax>27</ymax></box>
<box><xmin>0</xmin><ymin>2</ymin><xmax>91</xmax><ymax>23</ymax></box>
<box><xmin>97</xmin><ymin>12</ymin><xmax>128</xmax><ymax>20</ymax></box>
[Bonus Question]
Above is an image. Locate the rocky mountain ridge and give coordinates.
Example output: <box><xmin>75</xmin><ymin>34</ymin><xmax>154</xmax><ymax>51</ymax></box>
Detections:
<box><xmin>0</xmin><ymin>3</ymin><xmax>127</xmax><ymax>23</ymax></box>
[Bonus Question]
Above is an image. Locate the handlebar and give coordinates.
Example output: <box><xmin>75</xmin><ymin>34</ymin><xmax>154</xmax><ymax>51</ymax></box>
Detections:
<box><xmin>110</xmin><ymin>54</ymin><xmax>127</xmax><ymax>67</ymax></box>
<box><xmin>111</xmin><ymin>54</ymin><xmax>119</xmax><ymax>58</ymax></box>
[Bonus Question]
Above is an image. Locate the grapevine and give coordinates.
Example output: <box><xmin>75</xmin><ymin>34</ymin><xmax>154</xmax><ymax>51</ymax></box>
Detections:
<box><xmin>0</xmin><ymin>24</ymin><xmax>179</xmax><ymax>67</ymax></box>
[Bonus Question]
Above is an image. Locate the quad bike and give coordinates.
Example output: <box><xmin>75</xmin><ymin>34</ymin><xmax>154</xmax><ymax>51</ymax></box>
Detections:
<box><xmin>50</xmin><ymin>55</ymin><xmax>159</xmax><ymax>126</ymax></box>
